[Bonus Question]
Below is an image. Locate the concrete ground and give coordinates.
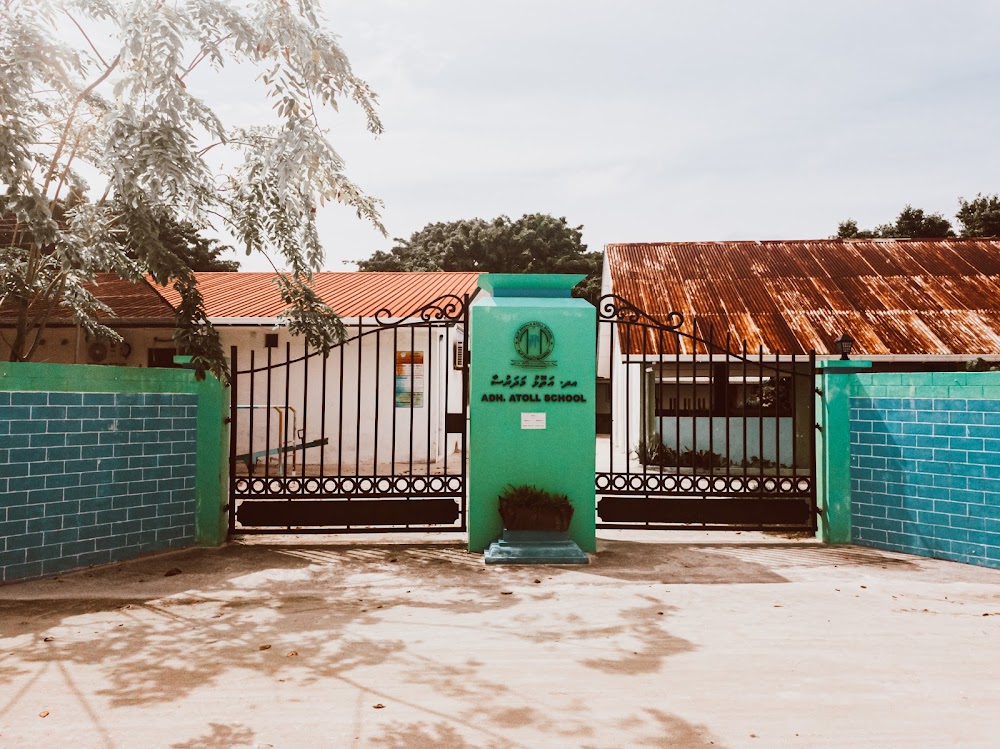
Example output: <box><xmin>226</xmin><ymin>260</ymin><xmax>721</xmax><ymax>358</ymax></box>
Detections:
<box><xmin>1</xmin><ymin>532</ymin><xmax>998</xmax><ymax>749</ymax></box>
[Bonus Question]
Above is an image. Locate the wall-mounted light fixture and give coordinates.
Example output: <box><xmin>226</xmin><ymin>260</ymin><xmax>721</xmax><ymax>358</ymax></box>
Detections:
<box><xmin>835</xmin><ymin>332</ymin><xmax>855</xmax><ymax>361</ymax></box>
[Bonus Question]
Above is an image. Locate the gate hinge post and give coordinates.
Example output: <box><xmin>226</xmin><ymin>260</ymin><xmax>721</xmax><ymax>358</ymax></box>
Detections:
<box><xmin>815</xmin><ymin>422</ymin><xmax>822</xmax><ymax>432</ymax></box>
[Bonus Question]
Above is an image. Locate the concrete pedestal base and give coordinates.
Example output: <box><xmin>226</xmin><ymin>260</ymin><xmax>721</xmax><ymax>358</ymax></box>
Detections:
<box><xmin>484</xmin><ymin>530</ymin><xmax>590</xmax><ymax>565</ymax></box>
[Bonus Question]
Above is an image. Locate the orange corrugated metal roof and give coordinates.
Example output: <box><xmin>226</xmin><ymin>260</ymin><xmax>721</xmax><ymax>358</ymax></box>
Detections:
<box><xmin>0</xmin><ymin>273</ymin><xmax>176</xmax><ymax>324</ymax></box>
<box><xmin>154</xmin><ymin>272</ymin><xmax>481</xmax><ymax>319</ymax></box>
<box><xmin>606</xmin><ymin>240</ymin><xmax>1000</xmax><ymax>356</ymax></box>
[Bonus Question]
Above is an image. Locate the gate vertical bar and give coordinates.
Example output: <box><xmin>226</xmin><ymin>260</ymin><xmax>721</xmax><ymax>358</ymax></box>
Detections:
<box><xmin>229</xmin><ymin>345</ymin><xmax>238</xmax><ymax>534</ymax></box>
<box><xmin>408</xmin><ymin>327</ymin><xmax>416</xmax><ymax>481</ymax></box>
<box><xmin>608</xmin><ymin>315</ymin><xmax>615</xmax><ymax>476</ymax></box>
<box><xmin>301</xmin><ymin>342</ymin><xmax>309</xmax><ymax>475</ymax></box>
<box><xmin>624</xmin><ymin>321</ymin><xmax>632</xmax><ymax>481</ymax></box>
<box><xmin>741</xmin><ymin>340</ymin><xmax>748</xmax><ymax>489</ymax></box>
<box><xmin>809</xmin><ymin>349</ymin><xmax>818</xmax><ymax>530</ymax></box>
<box><xmin>373</xmin><ymin>329</ymin><xmax>381</xmax><ymax>477</ymax></box>
<box><xmin>283</xmin><ymin>341</ymin><xmax>291</xmax><ymax>478</ymax></box>
<box><xmin>791</xmin><ymin>351</ymin><xmax>798</xmax><ymax>485</ymax></box>
<box><xmin>758</xmin><ymin>345</ymin><xmax>765</xmax><ymax>492</ymax></box>
<box><xmin>461</xmin><ymin>294</ymin><xmax>470</xmax><ymax>529</ymax></box>
<box><xmin>707</xmin><ymin>325</ymin><xmax>714</xmax><ymax>486</ymax></box>
<box><xmin>674</xmin><ymin>329</ymin><xmax>681</xmax><ymax>488</ymax></box>
<box><xmin>691</xmin><ymin>319</ymin><xmax>697</xmax><ymax>490</ymax></box>
<box><xmin>390</xmin><ymin>326</ymin><xmax>398</xmax><ymax>478</ymax></box>
<box><xmin>337</xmin><ymin>338</ymin><xmax>345</xmax><ymax>477</ymax></box>
<box><xmin>320</xmin><ymin>350</ymin><xmax>328</xmax><ymax>476</ymax></box>
<box><xmin>443</xmin><ymin>324</ymin><xmax>450</xmax><ymax>478</ymax></box>
<box><xmin>356</xmin><ymin>317</ymin><xmax>363</xmax><ymax>477</ymax></box>
<box><xmin>725</xmin><ymin>333</ymin><xmax>731</xmax><ymax>491</ymax></box>
<box><xmin>264</xmin><ymin>346</ymin><xmax>272</xmax><ymax>478</ymax></box>
<box><xmin>774</xmin><ymin>350</ymin><xmax>781</xmax><ymax>491</ymax></box>
<box><xmin>248</xmin><ymin>350</ymin><xmax>255</xmax><ymax>474</ymax></box>
<box><xmin>426</xmin><ymin>324</ymin><xmax>433</xmax><ymax>476</ymax></box>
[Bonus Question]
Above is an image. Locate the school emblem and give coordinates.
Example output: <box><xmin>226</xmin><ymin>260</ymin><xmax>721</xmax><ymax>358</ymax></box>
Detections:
<box><xmin>513</xmin><ymin>321</ymin><xmax>556</xmax><ymax>368</ymax></box>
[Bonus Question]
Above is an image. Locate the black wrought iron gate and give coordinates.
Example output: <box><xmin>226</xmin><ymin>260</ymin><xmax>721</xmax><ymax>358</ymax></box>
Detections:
<box><xmin>596</xmin><ymin>295</ymin><xmax>817</xmax><ymax>531</ymax></box>
<box><xmin>228</xmin><ymin>295</ymin><xmax>469</xmax><ymax>533</ymax></box>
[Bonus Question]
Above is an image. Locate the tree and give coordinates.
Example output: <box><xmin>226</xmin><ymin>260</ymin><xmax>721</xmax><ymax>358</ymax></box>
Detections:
<box><xmin>835</xmin><ymin>205</ymin><xmax>955</xmax><ymax>240</ymax></box>
<box><xmin>834</xmin><ymin>219</ymin><xmax>878</xmax><ymax>240</ymax></box>
<box><xmin>143</xmin><ymin>220</ymin><xmax>239</xmax><ymax>273</ymax></box>
<box><xmin>956</xmin><ymin>194</ymin><xmax>1000</xmax><ymax>237</ymax></box>
<box><xmin>358</xmin><ymin>214</ymin><xmax>603</xmax><ymax>304</ymax></box>
<box><xmin>1</xmin><ymin>0</ymin><xmax>384</xmax><ymax>377</ymax></box>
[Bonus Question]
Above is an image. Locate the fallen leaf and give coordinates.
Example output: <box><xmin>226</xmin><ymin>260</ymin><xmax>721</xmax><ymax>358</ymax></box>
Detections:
<box><xmin>773</xmin><ymin>605</ymin><xmax>783</xmax><ymax>608</ymax></box>
<box><xmin>39</xmin><ymin>711</ymin><xmax>49</xmax><ymax>718</ymax></box>
<box><xmin>43</xmin><ymin>636</ymin><xmax>54</xmax><ymax>642</ymax></box>
<box><xmin>259</xmin><ymin>644</ymin><xmax>271</xmax><ymax>651</ymax></box>
<box><xmin>501</xmin><ymin>591</ymin><xmax>513</xmax><ymax>595</ymax></box>
<box><xmin>860</xmin><ymin>585</ymin><xmax>867</xmax><ymax>589</ymax></box>
<box><xmin>164</xmin><ymin>567</ymin><xmax>182</xmax><ymax>577</ymax></box>
<box><xmin>373</xmin><ymin>703</ymin><xmax>385</xmax><ymax>709</ymax></box>
<box><xmin>389</xmin><ymin>558</ymin><xmax>398</xmax><ymax>563</ymax></box>
<box><xmin>534</xmin><ymin>579</ymin><xmax>541</xmax><ymax>584</ymax></box>
<box><xmin>657</xmin><ymin>612</ymin><xmax>663</xmax><ymax>615</ymax></box>
<box><xmin>286</xmin><ymin>650</ymin><xmax>298</xmax><ymax>657</ymax></box>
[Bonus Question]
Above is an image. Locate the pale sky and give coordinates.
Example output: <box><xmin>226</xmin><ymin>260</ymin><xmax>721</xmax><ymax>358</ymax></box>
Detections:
<box><xmin>213</xmin><ymin>0</ymin><xmax>1000</xmax><ymax>271</ymax></box>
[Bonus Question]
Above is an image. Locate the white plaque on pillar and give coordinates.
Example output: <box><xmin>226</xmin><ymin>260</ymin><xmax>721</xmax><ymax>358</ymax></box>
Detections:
<box><xmin>520</xmin><ymin>412</ymin><xmax>546</xmax><ymax>430</ymax></box>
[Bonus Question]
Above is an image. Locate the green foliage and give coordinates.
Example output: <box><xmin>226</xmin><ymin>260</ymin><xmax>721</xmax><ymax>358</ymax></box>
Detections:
<box><xmin>497</xmin><ymin>484</ymin><xmax>572</xmax><ymax>511</ymax></box>
<box><xmin>0</xmin><ymin>0</ymin><xmax>382</xmax><ymax>379</ymax></box>
<box><xmin>357</xmin><ymin>213</ymin><xmax>603</xmax><ymax>305</ymax></box>
<box><xmin>150</xmin><ymin>220</ymin><xmax>239</xmax><ymax>273</ymax></box>
<box><xmin>635</xmin><ymin>440</ymin><xmax>726</xmax><ymax>469</ymax></box>
<box><xmin>965</xmin><ymin>357</ymin><xmax>1000</xmax><ymax>372</ymax></box>
<box><xmin>635</xmin><ymin>438</ymin><xmax>790</xmax><ymax>470</ymax></box>
<box><xmin>836</xmin><ymin>205</ymin><xmax>954</xmax><ymax>239</ymax></box>
<box><xmin>957</xmin><ymin>194</ymin><xmax>1000</xmax><ymax>238</ymax></box>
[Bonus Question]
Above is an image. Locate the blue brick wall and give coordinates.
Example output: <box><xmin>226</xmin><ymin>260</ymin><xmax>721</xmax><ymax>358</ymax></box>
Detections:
<box><xmin>850</xmin><ymin>397</ymin><xmax>1000</xmax><ymax>569</ymax></box>
<box><xmin>0</xmin><ymin>391</ymin><xmax>198</xmax><ymax>582</ymax></box>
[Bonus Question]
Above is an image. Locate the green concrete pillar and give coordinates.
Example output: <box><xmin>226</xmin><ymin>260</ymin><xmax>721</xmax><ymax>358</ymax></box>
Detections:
<box><xmin>815</xmin><ymin>360</ymin><xmax>870</xmax><ymax>543</ymax></box>
<box><xmin>468</xmin><ymin>274</ymin><xmax>597</xmax><ymax>552</ymax></box>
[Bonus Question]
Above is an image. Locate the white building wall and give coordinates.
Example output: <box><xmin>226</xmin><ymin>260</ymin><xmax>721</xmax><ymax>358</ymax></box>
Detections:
<box><xmin>225</xmin><ymin>323</ymin><xmax>465</xmax><ymax>472</ymax></box>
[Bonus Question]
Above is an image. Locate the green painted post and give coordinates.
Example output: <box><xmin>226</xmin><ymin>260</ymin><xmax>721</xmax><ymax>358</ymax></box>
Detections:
<box><xmin>468</xmin><ymin>275</ymin><xmax>597</xmax><ymax>552</ymax></box>
<box><xmin>173</xmin><ymin>356</ymin><xmax>229</xmax><ymax>545</ymax></box>
<box><xmin>815</xmin><ymin>360</ymin><xmax>870</xmax><ymax>543</ymax></box>
<box><xmin>193</xmin><ymin>374</ymin><xmax>229</xmax><ymax>545</ymax></box>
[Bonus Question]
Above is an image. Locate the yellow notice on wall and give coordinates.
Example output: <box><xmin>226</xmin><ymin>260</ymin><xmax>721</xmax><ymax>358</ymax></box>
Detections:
<box><xmin>395</xmin><ymin>351</ymin><xmax>424</xmax><ymax>408</ymax></box>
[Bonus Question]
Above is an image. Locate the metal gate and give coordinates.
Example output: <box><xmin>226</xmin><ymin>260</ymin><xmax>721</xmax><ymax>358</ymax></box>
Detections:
<box><xmin>596</xmin><ymin>295</ymin><xmax>817</xmax><ymax>531</ymax></box>
<box><xmin>228</xmin><ymin>294</ymin><xmax>470</xmax><ymax>533</ymax></box>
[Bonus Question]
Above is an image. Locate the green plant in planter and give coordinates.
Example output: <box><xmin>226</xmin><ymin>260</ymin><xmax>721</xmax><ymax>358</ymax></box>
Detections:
<box><xmin>497</xmin><ymin>484</ymin><xmax>574</xmax><ymax>532</ymax></box>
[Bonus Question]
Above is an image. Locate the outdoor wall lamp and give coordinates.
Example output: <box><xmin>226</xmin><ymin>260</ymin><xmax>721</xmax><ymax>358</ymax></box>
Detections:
<box><xmin>834</xmin><ymin>332</ymin><xmax>855</xmax><ymax>360</ymax></box>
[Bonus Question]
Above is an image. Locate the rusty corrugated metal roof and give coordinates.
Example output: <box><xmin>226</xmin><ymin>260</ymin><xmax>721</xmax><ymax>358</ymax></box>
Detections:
<box><xmin>154</xmin><ymin>272</ymin><xmax>481</xmax><ymax>319</ymax></box>
<box><xmin>606</xmin><ymin>240</ymin><xmax>1000</xmax><ymax>356</ymax></box>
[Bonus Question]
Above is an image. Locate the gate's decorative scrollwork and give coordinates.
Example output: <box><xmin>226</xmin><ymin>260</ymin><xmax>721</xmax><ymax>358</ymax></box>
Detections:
<box><xmin>374</xmin><ymin>294</ymin><xmax>466</xmax><ymax>326</ymax></box>
<box><xmin>598</xmin><ymin>294</ymin><xmax>684</xmax><ymax>330</ymax></box>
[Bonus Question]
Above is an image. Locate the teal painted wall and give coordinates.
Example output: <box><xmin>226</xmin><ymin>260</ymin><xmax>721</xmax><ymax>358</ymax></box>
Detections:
<box><xmin>468</xmin><ymin>289</ymin><xmax>596</xmax><ymax>552</ymax></box>
<box><xmin>820</xmin><ymin>369</ymin><xmax>1000</xmax><ymax>553</ymax></box>
<box><xmin>838</xmin><ymin>371</ymin><xmax>1000</xmax><ymax>568</ymax></box>
<box><xmin>0</xmin><ymin>362</ymin><xmax>228</xmax><ymax>581</ymax></box>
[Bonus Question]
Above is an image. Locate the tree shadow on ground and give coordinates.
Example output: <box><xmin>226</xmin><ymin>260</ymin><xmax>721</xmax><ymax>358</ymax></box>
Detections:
<box><xmin>169</xmin><ymin>722</ymin><xmax>256</xmax><ymax>749</ymax></box>
<box><xmin>585</xmin><ymin>539</ymin><xmax>790</xmax><ymax>583</ymax></box>
<box><xmin>583</xmin><ymin>539</ymin><xmax>919</xmax><ymax>585</ymax></box>
<box><xmin>0</xmin><ymin>540</ymin><xmax>727</xmax><ymax>747</ymax></box>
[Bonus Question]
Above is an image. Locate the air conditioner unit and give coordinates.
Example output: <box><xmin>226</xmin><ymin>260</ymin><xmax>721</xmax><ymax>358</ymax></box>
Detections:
<box><xmin>87</xmin><ymin>341</ymin><xmax>109</xmax><ymax>363</ymax></box>
<box><xmin>453</xmin><ymin>341</ymin><xmax>465</xmax><ymax>370</ymax></box>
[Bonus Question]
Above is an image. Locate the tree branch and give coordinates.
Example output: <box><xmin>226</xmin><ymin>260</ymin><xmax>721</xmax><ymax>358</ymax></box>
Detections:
<box><xmin>64</xmin><ymin>10</ymin><xmax>109</xmax><ymax>68</ymax></box>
